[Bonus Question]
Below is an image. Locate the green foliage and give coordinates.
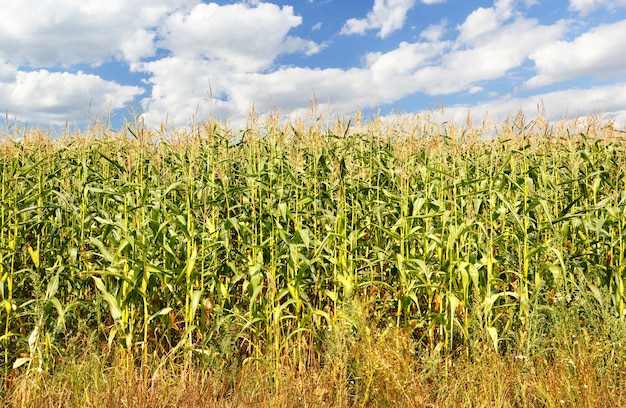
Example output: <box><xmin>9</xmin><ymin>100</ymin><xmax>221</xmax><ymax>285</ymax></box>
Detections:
<box><xmin>1</xmin><ymin>112</ymin><xmax>625</xmax><ymax>379</ymax></box>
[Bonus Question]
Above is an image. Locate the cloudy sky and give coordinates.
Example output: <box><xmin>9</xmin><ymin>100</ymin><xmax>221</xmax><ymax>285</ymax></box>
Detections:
<box><xmin>1</xmin><ymin>0</ymin><xmax>626</xmax><ymax>130</ymax></box>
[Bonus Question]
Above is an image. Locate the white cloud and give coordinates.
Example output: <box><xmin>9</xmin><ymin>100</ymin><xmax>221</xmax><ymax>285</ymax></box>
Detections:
<box><xmin>366</xmin><ymin>41</ymin><xmax>450</xmax><ymax>96</ymax></box>
<box><xmin>131</xmin><ymin>0</ymin><xmax>625</xmax><ymax>128</ymax></box>
<box><xmin>569</xmin><ymin>0</ymin><xmax>626</xmax><ymax>15</ymax></box>
<box><xmin>1</xmin><ymin>0</ymin><xmax>624</xmax><ymax>131</ymax></box>
<box><xmin>0</xmin><ymin>0</ymin><xmax>179</xmax><ymax>124</ymax></box>
<box><xmin>120</xmin><ymin>29</ymin><xmax>158</xmax><ymax>63</ymax></box>
<box><xmin>341</xmin><ymin>0</ymin><xmax>417</xmax><ymax>38</ymax></box>
<box><xmin>229</xmin><ymin>67</ymin><xmax>373</xmax><ymax>116</ymax></box>
<box><xmin>137</xmin><ymin>0</ymin><xmax>569</xmax><ymax>127</ymax></box>
<box><xmin>0</xmin><ymin>0</ymin><xmax>195</xmax><ymax>67</ymax></box>
<box><xmin>137</xmin><ymin>55</ymin><xmax>374</xmax><ymax>127</ymax></box>
<box><xmin>443</xmin><ymin>83</ymin><xmax>626</xmax><ymax>126</ymax></box>
<box><xmin>526</xmin><ymin>20</ymin><xmax>626</xmax><ymax>88</ymax></box>
<box><xmin>1</xmin><ymin>1</ymin><xmax>323</xmax><ymax>126</ymax></box>
<box><xmin>137</xmin><ymin>56</ymin><xmax>236</xmax><ymax>126</ymax></box>
<box><xmin>412</xmin><ymin>15</ymin><xmax>566</xmax><ymax>95</ymax></box>
<box><xmin>137</xmin><ymin>7</ymin><xmax>567</xmax><ymax>127</ymax></box>
<box><xmin>158</xmin><ymin>3</ymin><xmax>318</xmax><ymax>72</ymax></box>
<box><xmin>420</xmin><ymin>20</ymin><xmax>447</xmax><ymax>41</ymax></box>
<box><xmin>0</xmin><ymin>68</ymin><xmax>143</xmax><ymax>124</ymax></box>
<box><xmin>139</xmin><ymin>35</ymin><xmax>448</xmax><ymax>128</ymax></box>
<box><xmin>456</xmin><ymin>0</ymin><xmax>516</xmax><ymax>47</ymax></box>
<box><xmin>0</xmin><ymin>62</ymin><xmax>17</xmax><ymax>83</ymax></box>
<box><xmin>134</xmin><ymin>2</ymin><xmax>326</xmax><ymax>126</ymax></box>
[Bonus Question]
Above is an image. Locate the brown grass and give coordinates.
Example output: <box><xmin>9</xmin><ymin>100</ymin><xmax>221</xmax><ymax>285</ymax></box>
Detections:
<box><xmin>4</xmin><ymin>304</ymin><xmax>626</xmax><ymax>408</ymax></box>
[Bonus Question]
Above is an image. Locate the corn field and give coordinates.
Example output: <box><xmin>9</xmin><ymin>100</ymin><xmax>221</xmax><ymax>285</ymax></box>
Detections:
<box><xmin>1</xmin><ymin>111</ymin><xmax>625</xmax><ymax>376</ymax></box>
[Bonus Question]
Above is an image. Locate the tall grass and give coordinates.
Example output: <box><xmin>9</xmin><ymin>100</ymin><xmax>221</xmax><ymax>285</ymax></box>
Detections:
<box><xmin>1</xmin><ymin>109</ymin><xmax>626</xmax><ymax>405</ymax></box>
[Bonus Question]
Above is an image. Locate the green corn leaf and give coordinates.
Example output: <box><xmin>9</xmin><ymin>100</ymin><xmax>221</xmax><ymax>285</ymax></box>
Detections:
<box><xmin>92</xmin><ymin>276</ymin><xmax>122</xmax><ymax>321</ymax></box>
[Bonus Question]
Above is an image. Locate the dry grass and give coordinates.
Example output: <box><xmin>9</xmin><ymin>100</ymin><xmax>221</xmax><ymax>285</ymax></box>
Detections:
<box><xmin>4</xmin><ymin>309</ymin><xmax>626</xmax><ymax>408</ymax></box>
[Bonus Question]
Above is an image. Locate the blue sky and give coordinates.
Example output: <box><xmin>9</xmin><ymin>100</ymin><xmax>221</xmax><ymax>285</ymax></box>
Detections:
<box><xmin>1</xmin><ymin>0</ymin><xmax>626</xmax><ymax>130</ymax></box>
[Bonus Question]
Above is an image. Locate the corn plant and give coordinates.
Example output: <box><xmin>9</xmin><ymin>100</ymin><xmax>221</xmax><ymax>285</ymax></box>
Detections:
<box><xmin>1</xmin><ymin>111</ymin><xmax>625</xmax><ymax>378</ymax></box>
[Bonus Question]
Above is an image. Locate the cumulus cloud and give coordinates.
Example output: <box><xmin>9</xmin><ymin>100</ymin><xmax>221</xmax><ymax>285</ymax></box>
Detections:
<box><xmin>341</xmin><ymin>0</ymin><xmax>417</xmax><ymax>38</ymax></box>
<box><xmin>134</xmin><ymin>2</ymin><xmax>326</xmax><ymax>126</ymax></box>
<box><xmin>366</xmin><ymin>41</ymin><xmax>450</xmax><ymax>96</ymax></box>
<box><xmin>137</xmin><ymin>56</ymin><xmax>371</xmax><ymax>127</ymax></box>
<box><xmin>426</xmin><ymin>17</ymin><xmax>567</xmax><ymax>94</ymax></box>
<box><xmin>157</xmin><ymin>2</ymin><xmax>318</xmax><ymax>72</ymax></box>
<box><xmin>526</xmin><ymin>20</ymin><xmax>626</xmax><ymax>88</ymax></box>
<box><xmin>1</xmin><ymin>0</ymin><xmax>625</xmax><ymax>130</ymax></box>
<box><xmin>1</xmin><ymin>1</ymin><xmax>324</xmax><ymax>126</ymax></box>
<box><xmin>0</xmin><ymin>1</ymin><xmax>175</xmax><ymax>124</ymax></box>
<box><xmin>0</xmin><ymin>68</ymin><xmax>143</xmax><ymax>124</ymax></box>
<box><xmin>420</xmin><ymin>20</ymin><xmax>448</xmax><ymax>41</ymax></box>
<box><xmin>569</xmin><ymin>0</ymin><xmax>626</xmax><ymax>15</ymax></box>
<box><xmin>139</xmin><ymin>37</ymin><xmax>446</xmax><ymax>127</ymax></box>
<box><xmin>136</xmin><ymin>56</ymin><xmax>233</xmax><ymax>126</ymax></box>
<box><xmin>229</xmin><ymin>67</ymin><xmax>373</xmax><ymax>116</ymax></box>
<box><xmin>138</xmin><ymin>0</ymin><xmax>570</xmax><ymax>127</ymax></box>
<box><xmin>0</xmin><ymin>0</ymin><xmax>195</xmax><ymax>67</ymax></box>
<box><xmin>387</xmin><ymin>7</ymin><xmax>565</xmax><ymax>97</ymax></box>
<box><xmin>455</xmin><ymin>0</ymin><xmax>516</xmax><ymax>47</ymax></box>
<box><xmin>443</xmin><ymin>83</ymin><xmax>626</xmax><ymax>125</ymax></box>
